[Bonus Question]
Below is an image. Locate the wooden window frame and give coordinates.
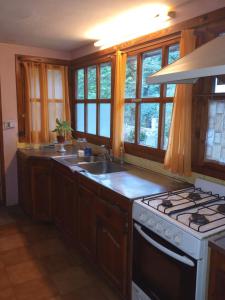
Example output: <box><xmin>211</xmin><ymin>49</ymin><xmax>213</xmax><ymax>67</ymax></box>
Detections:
<box><xmin>192</xmin><ymin>24</ymin><xmax>225</xmax><ymax>181</ymax></box>
<box><xmin>72</xmin><ymin>55</ymin><xmax>115</xmax><ymax>146</ymax></box>
<box><xmin>124</xmin><ymin>38</ymin><xmax>180</xmax><ymax>162</ymax></box>
<box><xmin>16</xmin><ymin>55</ymin><xmax>69</xmax><ymax>142</ymax></box>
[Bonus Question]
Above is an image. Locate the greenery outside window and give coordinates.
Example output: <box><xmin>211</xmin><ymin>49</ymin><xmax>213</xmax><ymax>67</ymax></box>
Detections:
<box><xmin>74</xmin><ymin>60</ymin><xmax>112</xmax><ymax>142</ymax></box>
<box><xmin>124</xmin><ymin>41</ymin><xmax>180</xmax><ymax>161</ymax></box>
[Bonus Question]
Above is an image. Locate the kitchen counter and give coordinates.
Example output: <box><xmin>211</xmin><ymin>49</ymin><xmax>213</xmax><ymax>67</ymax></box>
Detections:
<box><xmin>18</xmin><ymin>147</ymin><xmax>191</xmax><ymax>200</ymax></box>
<box><xmin>18</xmin><ymin>145</ymin><xmax>77</xmax><ymax>159</ymax></box>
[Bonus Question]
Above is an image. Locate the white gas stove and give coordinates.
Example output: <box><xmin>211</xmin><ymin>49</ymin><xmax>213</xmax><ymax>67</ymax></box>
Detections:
<box><xmin>132</xmin><ymin>178</ymin><xmax>225</xmax><ymax>300</ymax></box>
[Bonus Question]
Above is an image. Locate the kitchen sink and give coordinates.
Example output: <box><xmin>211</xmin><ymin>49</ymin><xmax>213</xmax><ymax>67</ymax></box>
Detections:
<box><xmin>80</xmin><ymin>161</ymin><xmax>127</xmax><ymax>174</ymax></box>
<box><xmin>62</xmin><ymin>155</ymin><xmax>103</xmax><ymax>165</ymax></box>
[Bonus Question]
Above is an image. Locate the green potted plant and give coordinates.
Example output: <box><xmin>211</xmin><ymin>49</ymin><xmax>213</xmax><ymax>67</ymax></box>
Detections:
<box><xmin>52</xmin><ymin>118</ymin><xmax>73</xmax><ymax>152</ymax></box>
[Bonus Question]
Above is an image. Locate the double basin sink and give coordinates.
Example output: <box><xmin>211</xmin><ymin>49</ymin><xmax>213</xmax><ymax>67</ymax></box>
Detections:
<box><xmin>59</xmin><ymin>155</ymin><xmax>127</xmax><ymax>175</ymax></box>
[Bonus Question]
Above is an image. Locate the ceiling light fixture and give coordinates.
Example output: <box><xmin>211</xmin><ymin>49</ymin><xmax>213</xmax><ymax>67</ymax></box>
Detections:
<box><xmin>86</xmin><ymin>4</ymin><xmax>175</xmax><ymax>50</ymax></box>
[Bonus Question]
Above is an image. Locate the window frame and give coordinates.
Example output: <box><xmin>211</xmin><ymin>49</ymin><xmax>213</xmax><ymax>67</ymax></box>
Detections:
<box><xmin>16</xmin><ymin>55</ymin><xmax>70</xmax><ymax>142</ymax></box>
<box><xmin>72</xmin><ymin>55</ymin><xmax>115</xmax><ymax>146</ymax></box>
<box><xmin>123</xmin><ymin>38</ymin><xmax>180</xmax><ymax>162</ymax></box>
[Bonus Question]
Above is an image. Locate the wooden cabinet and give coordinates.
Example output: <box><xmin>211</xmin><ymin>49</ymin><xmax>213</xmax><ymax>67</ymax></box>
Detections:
<box><xmin>17</xmin><ymin>152</ymin><xmax>32</xmax><ymax>215</ymax></box>
<box><xmin>96</xmin><ymin>196</ymin><xmax>128</xmax><ymax>295</ymax></box>
<box><xmin>78</xmin><ymin>185</ymin><xmax>96</xmax><ymax>259</ymax></box>
<box><xmin>17</xmin><ymin>152</ymin><xmax>52</xmax><ymax>221</ymax></box>
<box><xmin>17</xmin><ymin>152</ymin><xmax>131</xmax><ymax>300</ymax></box>
<box><xmin>30</xmin><ymin>159</ymin><xmax>52</xmax><ymax>221</ymax></box>
<box><xmin>52</xmin><ymin>163</ymin><xmax>78</xmax><ymax>242</ymax></box>
<box><xmin>209</xmin><ymin>237</ymin><xmax>225</xmax><ymax>300</ymax></box>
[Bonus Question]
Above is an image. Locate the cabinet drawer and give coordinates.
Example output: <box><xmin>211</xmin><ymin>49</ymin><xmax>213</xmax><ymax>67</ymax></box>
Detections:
<box><xmin>96</xmin><ymin>196</ymin><xmax>128</xmax><ymax>232</ymax></box>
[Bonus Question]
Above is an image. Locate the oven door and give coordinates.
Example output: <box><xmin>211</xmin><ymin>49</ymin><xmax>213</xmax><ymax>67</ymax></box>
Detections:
<box><xmin>132</xmin><ymin>222</ymin><xmax>197</xmax><ymax>300</ymax></box>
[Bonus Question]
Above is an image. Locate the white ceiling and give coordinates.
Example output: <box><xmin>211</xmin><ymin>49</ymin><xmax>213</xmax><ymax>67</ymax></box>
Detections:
<box><xmin>0</xmin><ymin>0</ymin><xmax>224</xmax><ymax>51</ymax></box>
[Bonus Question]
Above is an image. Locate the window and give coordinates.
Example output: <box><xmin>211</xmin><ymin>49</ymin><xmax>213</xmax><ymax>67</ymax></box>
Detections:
<box><xmin>205</xmin><ymin>76</ymin><xmax>225</xmax><ymax>165</ymax></box>
<box><xmin>16</xmin><ymin>56</ymin><xmax>70</xmax><ymax>143</ymax></box>
<box><xmin>124</xmin><ymin>41</ymin><xmax>179</xmax><ymax>160</ymax></box>
<box><xmin>74</xmin><ymin>60</ymin><xmax>112</xmax><ymax>141</ymax></box>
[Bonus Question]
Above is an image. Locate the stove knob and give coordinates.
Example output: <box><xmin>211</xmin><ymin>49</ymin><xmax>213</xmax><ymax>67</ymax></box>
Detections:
<box><xmin>139</xmin><ymin>213</ymin><xmax>147</xmax><ymax>223</ymax></box>
<box><xmin>174</xmin><ymin>234</ymin><xmax>181</xmax><ymax>245</ymax></box>
<box><xmin>147</xmin><ymin>218</ymin><xmax>155</xmax><ymax>228</ymax></box>
<box><xmin>164</xmin><ymin>229</ymin><xmax>172</xmax><ymax>239</ymax></box>
<box><xmin>156</xmin><ymin>223</ymin><xmax>163</xmax><ymax>233</ymax></box>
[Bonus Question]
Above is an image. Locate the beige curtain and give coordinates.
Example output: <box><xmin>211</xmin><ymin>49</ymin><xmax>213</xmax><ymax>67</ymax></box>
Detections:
<box><xmin>22</xmin><ymin>62</ymin><xmax>71</xmax><ymax>144</ymax></box>
<box><xmin>112</xmin><ymin>51</ymin><xmax>127</xmax><ymax>157</ymax></box>
<box><xmin>164</xmin><ymin>30</ymin><xmax>196</xmax><ymax>176</ymax></box>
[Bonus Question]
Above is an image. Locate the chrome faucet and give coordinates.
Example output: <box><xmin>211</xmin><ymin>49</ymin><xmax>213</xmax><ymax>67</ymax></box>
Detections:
<box><xmin>100</xmin><ymin>145</ymin><xmax>112</xmax><ymax>162</ymax></box>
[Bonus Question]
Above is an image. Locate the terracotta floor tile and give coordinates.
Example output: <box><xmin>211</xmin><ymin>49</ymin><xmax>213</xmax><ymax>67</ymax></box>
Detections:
<box><xmin>0</xmin><ymin>246</ymin><xmax>36</xmax><ymax>267</ymax></box>
<box><xmin>50</xmin><ymin>266</ymin><xmax>95</xmax><ymax>295</ymax></box>
<box><xmin>41</xmin><ymin>253</ymin><xmax>75</xmax><ymax>274</ymax></box>
<box><xmin>0</xmin><ymin>234</ymin><xmax>28</xmax><ymax>252</ymax></box>
<box><xmin>13</xmin><ymin>277</ymin><xmax>59</xmax><ymax>300</ymax></box>
<box><xmin>0</xmin><ymin>209</ymin><xmax>14</xmax><ymax>226</ymax></box>
<box><xmin>31</xmin><ymin>238</ymin><xmax>68</xmax><ymax>258</ymax></box>
<box><xmin>6</xmin><ymin>259</ymin><xmax>46</xmax><ymax>285</ymax></box>
<box><xmin>21</xmin><ymin>223</ymin><xmax>59</xmax><ymax>244</ymax></box>
<box><xmin>0</xmin><ymin>223</ymin><xmax>21</xmax><ymax>238</ymax></box>
<box><xmin>0</xmin><ymin>270</ymin><xmax>11</xmax><ymax>290</ymax></box>
<box><xmin>61</xmin><ymin>285</ymin><xmax>109</xmax><ymax>300</ymax></box>
<box><xmin>0</xmin><ymin>288</ymin><xmax>16</xmax><ymax>300</ymax></box>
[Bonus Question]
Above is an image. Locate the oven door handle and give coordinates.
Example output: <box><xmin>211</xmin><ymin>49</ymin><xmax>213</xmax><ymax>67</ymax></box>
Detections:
<box><xmin>134</xmin><ymin>223</ymin><xmax>195</xmax><ymax>267</ymax></box>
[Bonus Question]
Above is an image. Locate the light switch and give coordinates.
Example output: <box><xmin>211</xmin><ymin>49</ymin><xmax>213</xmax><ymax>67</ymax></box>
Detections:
<box><xmin>3</xmin><ymin>120</ymin><xmax>16</xmax><ymax>130</ymax></box>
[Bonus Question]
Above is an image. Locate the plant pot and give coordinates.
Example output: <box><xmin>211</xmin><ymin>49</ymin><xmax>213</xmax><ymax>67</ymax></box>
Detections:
<box><xmin>57</xmin><ymin>135</ymin><xmax>65</xmax><ymax>144</ymax></box>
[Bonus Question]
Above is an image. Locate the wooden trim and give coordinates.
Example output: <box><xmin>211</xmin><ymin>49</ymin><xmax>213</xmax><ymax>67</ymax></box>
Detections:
<box><xmin>124</xmin><ymin>142</ymin><xmax>165</xmax><ymax>163</ymax></box>
<box><xmin>16</xmin><ymin>54</ymin><xmax>70</xmax><ymax>66</ymax></box>
<box><xmin>0</xmin><ymin>82</ymin><xmax>6</xmax><ymax>205</ymax></box>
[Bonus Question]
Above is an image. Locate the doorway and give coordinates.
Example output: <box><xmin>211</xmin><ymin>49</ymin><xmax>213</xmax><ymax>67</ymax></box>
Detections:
<box><xmin>0</xmin><ymin>82</ymin><xmax>6</xmax><ymax>205</ymax></box>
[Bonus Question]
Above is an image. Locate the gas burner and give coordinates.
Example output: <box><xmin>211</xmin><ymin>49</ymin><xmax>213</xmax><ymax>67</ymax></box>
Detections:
<box><xmin>189</xmin><ymin>213</ymin><xmax>209</xmax><ymax>225</ymax></box>
<box><xmin>162</xmin><ymin>199</ymin><xmax>173</xmax><ymax>208</ymax></box>
<box><xmin>188</xmin><ymin>192</ymin><xmax>201</xmax><ymax>201</ymax></box>
<box><xmin>217</xmin><ymin>204</ymin><xmax>225</xmax><ymax>213</ymax></box>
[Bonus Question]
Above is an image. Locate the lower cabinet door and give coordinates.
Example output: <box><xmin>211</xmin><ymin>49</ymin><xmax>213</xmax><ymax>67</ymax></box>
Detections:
<box><xmin>96</xmin><ymin>218</ymin><xmax>128</xmax><ymax>296</ymax></box>
<box><xmin>53</xmin><ymin>168</ymin><xmax>65</xmax><ymax>228</ymax></box>
<box><xmin>78</xmin><ymin>186</ymin><xmax>96</xmax><ymax>259</ymax></box>
<box><xmin>31</xmin><ymin>163</ymin><xmax>52</xmax><ymax>221</ymax></box>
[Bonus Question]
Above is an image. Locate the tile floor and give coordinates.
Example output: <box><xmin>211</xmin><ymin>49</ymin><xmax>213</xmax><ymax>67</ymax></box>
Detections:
<box><xmin>0</xmin><ymin>206</ymin><xmax>121</xmax><ymax>300</ymax></box>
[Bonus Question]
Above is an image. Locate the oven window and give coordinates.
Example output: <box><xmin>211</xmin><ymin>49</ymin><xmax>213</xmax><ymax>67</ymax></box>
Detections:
<box><xmin>133</xmin><ymin>224</ymin><xmax>197</xmax><ymax>300</ymax></box>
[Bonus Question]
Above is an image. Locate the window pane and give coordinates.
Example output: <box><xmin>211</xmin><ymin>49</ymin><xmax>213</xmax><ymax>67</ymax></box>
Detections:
<box><xmin>30</xmin><ymin>66</ymin><xmax>40</xmax><ymax>99</ymax></box>
<box><xmin>31</xmin><ymin>102</ymin><xmax>41</xmax><ymax>131</ymax></box>
<box><xmin>214</xmin><ymin>77</ymin><xmax>225</xmax><ymax>93</ymax></box>
<box><xmin>166</xmin><ymin>44</ymin><xmax>180</xmax><ymax>97</ymax></box>
<box><xmin>48</xmin><ymin>103</ymin><xmax>64</xmax><ymax>131</ymax></box>
<box><xmin>166</xmin><ymin>84</ymin><xmax>176</xmax><ymax>97</ymax></box>
<box><xmin>168</xmin><ymin>44</ymin><xmax>180</xmax><ymax>64</ymax></box>
<box><xmin>124</xmin><ymin>103</ymin><xmax>135</xmax><ymax>143</ymax></box>
<box><xmin>100</xmin><ymin>62</ymin><xmax>111</xmax><ymax>99</ymax></box>
<box><xmin>139</xmin><ymin>103</ymin><xmax>159</xmax><ymax>148</ymax></box>
<box><xmin>141</xmin><ymin>49</ymin><xmax>162</xmax><ymax>98</ymax></box>
<box><xmin>99</xmin><ymin>104</ymin><xmax>111</xmax><ymax>137</ymax></box>
<box><xmin>76</xmin><ymin>104</ymin><xmax>85</xmax><ymax>132</ymax></box>
<box><xmin>48</xmin><ymin>69</ymin><xmax>63</xmax><ymax>99</ymax></box>
<box><xmin>87</xmin><ymin>104</ymin><xmax>96</xmax><ymax>134</ymax></box>
<box><xmin>125</xmin><ymin>56</ymin><xmax>137</xmax><ymax>98</ymax></box>
<box><xmin>162</xmin><ymin>103</ymin><xmax>173</xmax><ymax>150</ymax></box>
<box><xmin>87</xmin><ymin>66</ymin><xmax>97</xmax><ymax>99</ymax></box>
<box><xmin>205</xmin><ymin>100</ymin><xmax>225</xmax><ymax>164</ymax></box>
<box><xmin>76</xmin><ymin>69</ymin><xmax>84</xmax><ymax>99</ymax></box>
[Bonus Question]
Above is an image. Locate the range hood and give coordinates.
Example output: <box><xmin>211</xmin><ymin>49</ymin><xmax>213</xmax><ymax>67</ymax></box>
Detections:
<box><xmin>148</xmin><ymin>34</ymin><xmax>225</xmax><ymax>84</ymax></box>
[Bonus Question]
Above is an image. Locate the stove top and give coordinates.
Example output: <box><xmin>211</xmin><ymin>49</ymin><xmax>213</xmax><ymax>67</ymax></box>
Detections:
<box><xmin>140</xmin><ymin>186</ymin><xmax>225</xmax><ymax>234</ymax></box>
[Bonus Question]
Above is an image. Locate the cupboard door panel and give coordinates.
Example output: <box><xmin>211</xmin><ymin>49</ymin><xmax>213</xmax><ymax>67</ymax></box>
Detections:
<box><xmin>52</xmin><ymin>168</ymin><xmax>65</xmax><ymax>228</ymax></box>
<box><xmin>96</xmin><ymin>218</ymin><xmax>127</xmax><ymax>295</ymax></box>
<box><xmin>78</xmin><ymin>186</ymin><xmax>96</xmax><ymax>259</ymax></box>
<box><xmin>31</xmin><ymin>163</ymin><xmax>52</xmax><ymax>221</ymax></box>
